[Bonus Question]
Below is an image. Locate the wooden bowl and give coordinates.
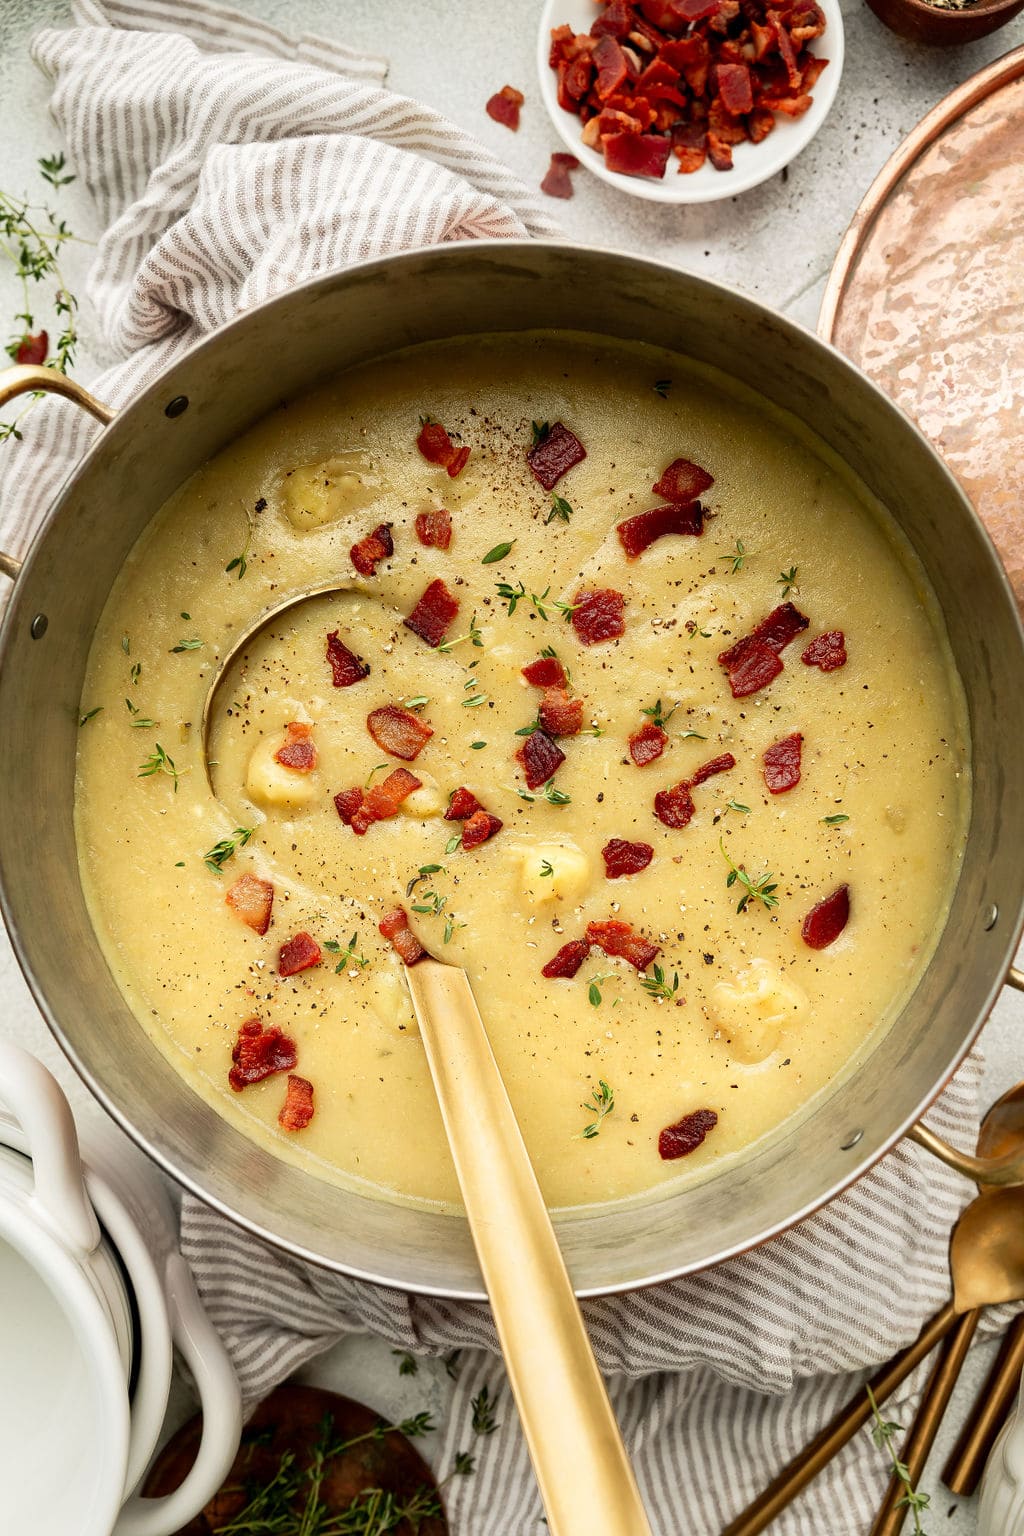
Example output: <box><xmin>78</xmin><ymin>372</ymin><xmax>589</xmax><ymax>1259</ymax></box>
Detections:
<box><xmin>862</xmin><ymin>0</ymin><xmax>1024</xmax><ymax>47</ymax></box>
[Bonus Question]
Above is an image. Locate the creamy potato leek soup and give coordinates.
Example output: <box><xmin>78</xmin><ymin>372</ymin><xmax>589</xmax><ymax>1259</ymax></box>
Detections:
<box><xmin>75</xmin><ymin>334</ymin><xmax>969</xmax><ymax>1211</ymax></box>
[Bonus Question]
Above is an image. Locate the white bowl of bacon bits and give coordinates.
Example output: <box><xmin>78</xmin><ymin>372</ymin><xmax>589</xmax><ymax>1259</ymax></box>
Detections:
<box><xmin>537</xmin><ymin>0</ymin><xmax>843</xmax><ymax>202</ymax></box>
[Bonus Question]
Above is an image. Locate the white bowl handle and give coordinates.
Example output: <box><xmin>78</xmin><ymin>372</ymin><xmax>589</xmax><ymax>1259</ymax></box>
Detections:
<box><xmin>115</xmin><ymin>1252</ymin><xmax>242</xmax><ymax>1536</ymax></box>
<box><xmin>0</xmin><ymin>1036</ymin><xmax>100</xmax><ymax>1255</ymax></box>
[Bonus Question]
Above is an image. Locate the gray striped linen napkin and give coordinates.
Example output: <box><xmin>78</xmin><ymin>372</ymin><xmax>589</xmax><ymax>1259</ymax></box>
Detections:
<box><xmin>1</xmin><ymin>3</ymin><xmax>1011</xmax><ymax>1531</ymax></box>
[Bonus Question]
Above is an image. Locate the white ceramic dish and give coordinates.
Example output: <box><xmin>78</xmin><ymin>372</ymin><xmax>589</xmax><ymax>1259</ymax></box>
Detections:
<box><xmin>536</xmin><ymin>0</ymin><xmax>844</xmax><ymax>203</ymax></box>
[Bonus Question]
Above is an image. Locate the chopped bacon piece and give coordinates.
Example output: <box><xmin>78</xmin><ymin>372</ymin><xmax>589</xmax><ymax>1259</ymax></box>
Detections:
<box><xmin>527</xmin><ymin>421</ymin><xmax>587</xmax><ymax>490</ymax></box>
<box><xmin>538</xmin><ymin>687</ymin><xmax>584</xmax><ymax>737</ymax></box>
<box><xmin>768</xmin><ymin>8</ymin><xmax>802</xmax><ymax>87</ymax></box>
<box><xmin>802</xmin><ymin>630</ymin><xmax>847</xmax><ymax>672</ymax></box>
<box><xmin>659</xmin><ymin>1107</ymin><xmax>718</xmax><ymax>1160</ymax></box>
<box><xmin>602</xmin><ymin>839</ymin><xmax>654</xmax><ymax>879</ymax></box>
<box><xmin>228</xmin><ymin>1017</ymin><xmax>297</xmax><ymax>1091</ymax></box>
<box><xmin>724</xmin><ymin>638</ymin><xmax>784</xmax><ymax>698</ymax></box>
<box><xmin>274</xmin><ymin>721</ymin><xmax>317</xmax><ymax>773</ymax></box>
<box><xmin>416</xmin><ymin>420</ymin><xmax>470</xmax><ymax>477</ymax></box>
<box><xmin>617</xmin><ymin>501</ymin><xmax>704</xmax><ymax>558</ymax></box>
<box><xmin>542</xmin><ymin>938</ymin><xmax>592</xmax><ymax>979</ymax></box>
<box><xmin>717</xmin><ymin>61</ymin><xmax>753</xmax><ymax>114</ymax></box>
<box><xmin>652</xmin><ymin>457</ymin><xmax>715</xmax><ymax>503</ymax></box>
<box><xmin>446</xmin><ymin>786</ymin><xmax>484</xmax><ymax>821</ymax></box>
<box><xmin>15</xmin><ymin>331</ymin><xmax>48</xmax><ymax>365</ymax></box>
<box><xmin>586</xmin><ymin>919</ymin><xmax>660</xmax><ymax>971</ymax></box>
<box><xmin>719</xmin><ymin>602</ymin><xmax>809</xmax><ymax>697</ymax></box>
<box><xmin>516</xmin><ymin>729</ymin><xmax>566</xmax><ymax>790</ymax></box>
<box><xmin>350</xmin><ymin>522</ymin><xmax>393</xmax><ymax>577</ymax></box>
<box><xmin>403</xmin><ymin>577</ymin><xmax>459</xmax><ymax>648</ymax></box>
<box><xmin>654</xmin><ymin>781</ymin><xmax>696</xmax><ymax>829</ymax></box>
<box><xmin>522</xmin><ymin>654</ymin><xmax>568</xmax><ymax>689</ymax></box>
<box><xmin>602</xmin><ymin>131</ymin><xmax>671</xmax><ymax>179</ymax></box>
<box><xmin>462</xmin><ymin>809</ymin><xmax>503</xmax><ymax>849</ymax></box>
<box><xmin>671</xmin><ymin>122</ymin><xmax>707</xmax><ymax>174</ymax></box>
<box><xmin>486</xmin><ymin>84</ymin><xmax>525</xmax><ymax>130</ymax></box>
<box><xmin>379</xmin><ymin>906</ymin><xmax>429</xmax><ymax>966</ymax></box>
<box><xmin>801</xmin><ymin>884</ymin><xmax>850</xmax><ymax>950</ymax></box>
<box><xmin>758</xmin><ymin>91</ymin><xmax>813</xmax><ymax>117</ymax></box>
<box><xmin>278</xmin><ymin>932</ymin><xmax>322</xmax><ymax>977</ymax></box>
<box><xmin>226</xmin><ymin>873</ymin><xmax>274</xmax><ymax>936</ymax></box>
<box><xmin>448</xmin><ymin>445</ymin><xmax>471</xmax><ymax>478</ymax></box>
<box><xmin>755</xmin><ymin>601</ymin><xmax>811</xmax><ymax>654</ymax></box>
<box><xmin>354</xmin><ymin>768</ymin><xmax>422</xmax><ymax>834</ymax></box>
<box><xmin>334</xmin><ymin>786</ymin><xmax>365</xmax><ymax>825</ymax></box>
<box><xmin>541</xmin><ymin>152</ymin><xmax>579</xmax><ymax>200</ymax></box>
<box><xmin>591</xmin><ymin>0</ymin><xmax>633</xmax><ymax>35</ymax></box>
<box><xmin>763</xmin><ymin>733</ymin><xmax>803</xmax><ymax>794</ymax></box>
<box><xmin>594</xmin><ymin>34</ymin><xmax>629</xmax><ymax>98</ymax></box>
<box><xmin>571</xmin><ymin>588</ymin><xmax>625</xmax><ymax>646</ymax></box>
<box><xmin>747</xmin><ymin>108</ymin><xmax>776</xmax><ymax>143</ymax></box>
<box><xmin>689</xmin><ymin>751</ymin><xmax>736</xmax><ymax>787</ymax></box>
<box><xmin>279</xmin><ymin>1074</ymin><xmax>314</xmax><ymax>1131</ymax></box>
<box><xmin>629</xmin><ymin>721</ymin><xmax>668</xmax><ymax>767</ymax></box>
<box><xmin>326</xmin><ymin>631</ymin><xmax>369</xmax><ymax>687</ymax></box>
<box><xmin>414</xmin><ymin>509</ymin><xmax>452</xmax><ymax>550</ymax></box>
<box><xmin>367</xmin><ymin>704</ymin><xmax>434</xmax><ymax>762</ymax></box>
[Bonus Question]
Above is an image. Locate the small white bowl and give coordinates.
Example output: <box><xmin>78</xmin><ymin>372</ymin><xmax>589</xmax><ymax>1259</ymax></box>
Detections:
<box><xmin>536</xmin><ymin>0</ymin><xmax>844</xmax><ymax>204</ymax></box>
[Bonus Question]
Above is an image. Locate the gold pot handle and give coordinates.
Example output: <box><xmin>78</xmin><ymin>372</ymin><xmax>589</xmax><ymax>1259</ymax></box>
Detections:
<box><xmin>908</xmin><ymin>962</ymin><xmax>1024</xmax><ymax>1184</ymax></box>
<box><xmin>0</xmin><ymin>364</ymin><xmax>116</xmax><ymax>583</ymax></box>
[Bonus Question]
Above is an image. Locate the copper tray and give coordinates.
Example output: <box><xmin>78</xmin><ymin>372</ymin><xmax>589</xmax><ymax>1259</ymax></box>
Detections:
<box><xmin>819</xmin><ymin>45</ymin><xmax>1024</xmax><ymax>610</ymax></box>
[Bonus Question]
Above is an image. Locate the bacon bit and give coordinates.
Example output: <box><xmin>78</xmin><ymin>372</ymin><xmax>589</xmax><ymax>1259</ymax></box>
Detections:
<box><xmin>228</xmin><ymin>1017</ymin><xmax>297</xmax><ymax>1091</ymax></box>
<box><xmin>717</xmin><ymin>60</ymin><xmax>753</xmax><ymax>113</ymax></box>
<box><xmin>724</xmin><ymin>637</ymin><xmax>784</xmax><ymax>698</ymax></box>
<box><xmin>15</xmin><ymin>331</ymin><xmax>48</xmax><ymax>366</ymax></box>
<box><xmin>658</xmin><ymin>1107</ymin><xmax>718</xmax><ymax>1160</ymax></box>
<box><xmin>689</xmin><ymin>751</ymin><xmax>736</xmax><ymax>787</ymax></box>
<box><xmin>527</xmin><ymin>421</ymin><xmax>587</xmax><ymax>489</ymax></box>
<box><xmin>326</xmin><ymin>631</ymin><xmax>369</xmax><ymax>687</ymax></box>
<box><xmin>516</xmin><ymin>729</ymin><xmax>566</xmax><ymax>790</ymax></box>
<box><xmin>629</xmin><ymin>721</ymin><xmax>668</xmax><ymax>767</ymax></box>
<box><xmin>602</xmin><ymin>839</ymin><xmax>655</xmax><ymax>879</ymax></box>
<box><xmin>226</xmin><ymin>873</ymin><xmax>274</xmax><ymax>936</ymax></box>
<box><xmin>334</xmin><ymin>786</ymin><xmax>365</xmax><ymax>825</ymax></box>
<box><xmin>592</xmin><ymin>0</ymin><xmax>633</xmax><ymax>34</ymax></box>
<box><xmin>414</xmin><ymin>509</ymin><xmax>453</xmax><ymax>550</ymax></box>
<box><xmin>801</xmin><ymin>884</ymin><xmax>850</xmax><ymax>950</ymax></box>
<box><xmin>602</xmin><ymin>131</ymin><xmax>672</xmax><ymax>179</ymax></box>
<box><xmin>448</xmin><ymin>445</ymin><xmax>471</xmax><ymax>478</ymax></box>
<box><xmin>350</xmin><ymin>768</ymin><xmax>422</xmax><ymax>835</ymax></box>
<box><xmin>403</xmin><ymin>577</ymin><xmax>460</xmax><ymax>648</ymax></box>
<box><xmin>719</xmin><ymin>601</ymin><xmax>809</xmax><ymax>697</ymax></box>
<box><xmin>274</xmin><ymin>721</ymin><xmax>317</xmax><ymax>773</ymax></box>
<box><xmin>350</xmin><ymin>522</ymin><xmax>394</xmax><ymax>577</ymax></box>
<box><xmin>542</xmin><ymin>938</ymin><xmax>592</xmax><ymax>979</ymax></box>
<box><xmin>541</xmin><ymin>152</ymin><xmax>580</xmax><ymax>200</ymax></box>
<box><xmin>652</xmin><ymin>456</ymin><xmax>715</xmax><ymax>503</ymax></box>
<box><xmin>486</xmin><ymin>84</ymin><xmax>525</xmax><ymax>130</ymax></box>
<box><xmin>522</xmin><ymin>654</ymin><xmax>568</xmax><ymax>689</ymax></box>
<box><xmin>279</xmin><ymin>1074</ymin><xmax>314</xmax><ymax>1131</ymax></box>
<box><xmin>671</xmin><ymin>122</ymin><xmax>707</xmax><ymax>173</ymax></box>
<box><xmin>379</xmin><ymin>906</ymin><xmax>429</xmax><ymax>966</ymax></box>
<box><xmin>445</xmin><ymin>786</ymin><xmax>483</xmax><ymax>820</ymax></box>
<box><xmin>763</xmin><ymin>733</ymin><xmax>803</xmax><ymax>793</ymax></box>
<box><xmin>278</xmin><ymin>932</ymin><xmax>322</xmax><ymax>977</ymax></box>
<box><xmin>654</xmin><ymin>781</ymin><xmax>696</xmax><ymax>829</ymax></box>
<box><xmin>416</xmin><ymin>420</ymin><xmax>471</xmax><ymax>478</ymax></box>
<box><xmin>462</xmin><ymin>809</ymin><xmax>504</xmax><ymax>849</ymax></box>
<box><xmin>586</xmin><ymin>919</ymin><xmax>660</xmax><ymax>971</ymax></box>
<box><xmin>571</xmin><ymin>588</ymin><xmax>626</xmax><ymax>646</ymax></box>
<box><xmin>617</xmin><ymin>501</ymin><xmax>704</xmax><ymax>559</ymax></box>
<box><xmin>594</xmin><ymin>34</ymin><xmax>629</xmax><ymax>98</ymax></box>
<box><xmin>367</xmin><ymin>704</ymin><xmax>434</xmax><ymax>762</ymax></box>
<box><xmin>802</xmin><ymin>630</ymin><xmax>847</xmax><ymax>672</ymax></box>
<box><xmin>538</xmin><ymin>687</ymin><xmax>584</xmax><ymax>737</ymax></box>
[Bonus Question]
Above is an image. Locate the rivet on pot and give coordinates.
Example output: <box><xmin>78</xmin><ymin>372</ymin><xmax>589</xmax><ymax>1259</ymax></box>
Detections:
<box><xmin>164</xmin><ymin>395</ymin><xmax>189</xmax><ymax>419</ymax></box>
<box><xmin>29</xmin><ymin>613</ymin><xmax>48</xmax><ymax>639</ymax></box>
<box><xmin>840</xmin><ymin>1129</ymin><xmax>864</xmax><ymax>1151</ymax></box>
<box><xmin>984</xmin><ymin>904</ymin><xmax>999</xmax><ymax>932</ymax></box>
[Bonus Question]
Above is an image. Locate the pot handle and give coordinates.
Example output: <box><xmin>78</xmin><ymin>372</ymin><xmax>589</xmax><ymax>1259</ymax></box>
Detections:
<box><xmin>115</xmin><ymin>1252</ymin><xmax>242</xmax><ymax>1536</ymax></box>
<box><xmin>0</xmin><ymin>1036</ymin><xmax>101</xmax><ymax>1255</ymax></box>
<box><xmin>0</xmin><ymin>363</ymin><xmax>115</xmax><ymax>582</ymax></box>
<box><xmin>908</xmin><ymin>964</ymin><xmax>1024</xmax><ymax>1185</ymax></box>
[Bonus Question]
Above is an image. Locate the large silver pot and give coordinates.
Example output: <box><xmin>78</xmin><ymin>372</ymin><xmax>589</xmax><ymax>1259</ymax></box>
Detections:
<box><xmin>1</xmin><ymin>242</ymin><xmax>1022</xmax><ymax>1299</ymax></box>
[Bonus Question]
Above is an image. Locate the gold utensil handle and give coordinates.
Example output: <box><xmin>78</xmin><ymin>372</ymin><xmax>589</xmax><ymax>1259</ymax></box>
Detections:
<box><xmin>869</xmin><ymin>1309</ymin><xmax>979</xmax><ymax>1535</ymax></box>
<box><xmin>944</xmin><ymin>1312</ymin><xmax>1024</xmax><ymax>1494</ymax></box>
<box><xmin>722</xmin><ymin>1300</ymin><xmax>958</xmax><ymax>1536</ymax></box>
<box><xmin>405</xmin><ymin>960</ymin><xmax>652</xmax><ymax>1536</ymax></box>
<box><xmin>908</xmin><ymin>1123</ymin><xmax>1024</xmax><ymax>1187</ymax></box>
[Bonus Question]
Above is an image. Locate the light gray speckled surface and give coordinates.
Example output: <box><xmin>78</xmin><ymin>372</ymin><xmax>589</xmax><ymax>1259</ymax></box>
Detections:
<box><xmin>0</xmin><ymin>1</ymin><xmax>1022</xmax><ymax>1528</ymax></box>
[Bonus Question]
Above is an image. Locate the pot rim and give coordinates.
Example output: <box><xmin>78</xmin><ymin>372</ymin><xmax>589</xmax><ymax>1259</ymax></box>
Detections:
<box><xmin>2</xmin><ymin>239</ymin><xmax>1023</xmax><ymax>1299</ymax></box>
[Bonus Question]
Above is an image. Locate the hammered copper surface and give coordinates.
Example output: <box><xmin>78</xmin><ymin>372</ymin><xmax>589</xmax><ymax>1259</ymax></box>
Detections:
<box><xmin>827</xmin><ymin>65</ymin><xmax>1024</xmax><ymax>610</ymax></box>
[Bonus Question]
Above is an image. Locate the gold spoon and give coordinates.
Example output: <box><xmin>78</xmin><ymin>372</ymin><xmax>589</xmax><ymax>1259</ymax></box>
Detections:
<box><xmin>405</xmin><ymin>958</ymin><xmax>653</xmax><ymax>1536</ymax></box>
<box><xmin>723</xmin><ymin>1085</ymin><xmax>1024</xmax><ymax>1536</ymax></box>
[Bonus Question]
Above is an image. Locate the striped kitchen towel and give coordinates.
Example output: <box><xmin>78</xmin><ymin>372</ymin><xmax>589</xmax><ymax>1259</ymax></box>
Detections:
<box><xmin>0</xmin><ymin>3</ymin><xmax>1011</xmax><ymax>1532</ymax></box>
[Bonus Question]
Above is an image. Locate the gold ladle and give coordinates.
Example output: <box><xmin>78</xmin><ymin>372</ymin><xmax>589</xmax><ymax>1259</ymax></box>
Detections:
<box><xmin>723</xmin><ymin>1082</ymin><xmax>1024</xmax><ymax>1536</ymax></box>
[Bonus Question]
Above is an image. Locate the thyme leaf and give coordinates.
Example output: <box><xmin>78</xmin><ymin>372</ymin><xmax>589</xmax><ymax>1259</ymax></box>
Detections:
<box><xmin>777</xmin><ymin>565</ymin><xmax>799</xmax><ymax>598</ymax></box>
<box><xmin>203</xmin><ymin>826</ymin><xmax>253</xmax><ymax>874</ymax></box>
<box><xmin>578</xmin><ymin>1078</ymin><xmax>615</xmax><ymax>1136</ymax></box>
<box><xmin>720</xmin><ymin>836</ymin><xmax>779</xmax><ymax>914</ymax></box>
<box><xmin>137</xmin><ymin>743</ymin><xmax>182</xmax><ymax>792</ymax></box>
<box><xmin>639</xmin><ymin>964</ymin><xmax>680</xmax><ymax>1003</ymax></box>
<box><xmin>481</xmin><ymin>540</ymin><xmax>515</xmax><ymax>565</ymax></box>
<box><xmin>545</xmin><ymin>493</ymin><xmax>574</xmax><ymax>525</ymax></box>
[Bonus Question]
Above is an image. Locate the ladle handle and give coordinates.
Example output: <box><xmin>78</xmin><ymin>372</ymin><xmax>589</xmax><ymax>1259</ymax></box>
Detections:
<box><xmin>908</xmin><ymin>1123</ymin><xmax>1024</xmax><ymax>1187</ymax></box>
<box><xmin>405</xmin><ymin>960</ymin><xmax>652</xmax><ymax>1536</ymax></box>
<box><xmin>722</xmin><ymin>1300</ymin><xmax>958</xmax><ymax>1536</ymax></box>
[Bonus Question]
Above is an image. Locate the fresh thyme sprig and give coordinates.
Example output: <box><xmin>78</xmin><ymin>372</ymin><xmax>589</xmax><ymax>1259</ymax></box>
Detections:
<box><xmin>471</xmin><ymin>1384</ymin><xmax>501</xmax><ymax>1437</ymax></box>
<box><xmin>587</xmin><ymin>972</ymin><xmax>617</xmax><ymax>1009</ymax></box>
<box><xmin>722</xmin><ymin>539</ymin><xmax>748</xmax><ymax>573</ymax></box>
<box><xmin>867</xmin><ymin>1386</ymin><xmax>930</xmax><ymax>1535</ymax></box>
<box><xmin>720</xmin><ymin>837</ymin><xmax>779</xmax><ymax>913</ymax></box>
<box><xmin>406</xmin><ymin>863</ymin><xmax>445</xmax><ymax>897</ymax></box>
<box><xmin>437</xmin><ymin>611</ymin><xmax>483</xmax><ymax>653</ymax></box>
<box><xmin>226</xmin><ymin>502</ymin><xmax>255</xmax><ymax>579</ymax></box>
<box><xmin>545</xmin><ymin>493</ymin><xmax>574</xmax><ymax>525</ymax></box>
<box><xmin>204</xmin><ymin>827</ymin><xmax>254</xmax><ymax>874</ymax></box>
<box><xmin>495</xmin><ymin>581</ymin><xmax>578</xmax><ymax>623</ymax></box>
<box><xmin>324</xmin><ymin>933</ymin><xmax>370</xmax><ymax>972</ymax></box>
<box><xmin>409</xmin><ymin>884</ymin><xmax>464</xmax><ymax>944</ymax></box>
<box><xmin>578</xmin><ymin>1079</ymin><xmax>615</xmax><ymax>1137</ymax></box>
<box><xmin>639</xmin><ymin>964</ymin><xmax>680</xmax><ymax>1003</ymax></box>
<box><xmin>777</xmin><ymin>565</ymin><xmax>799</xmax><ymax>598</ymax></box>
<box><xmin>137</xmin><ymin>743</ymin><xmax>182</xmax><ymax>792</ymax></box>
<box><xmin>512</xmin><ymin>777</ymin><xmax>571</xmax><ymax>807</ymax></box>
<box><xmin>641</xmin><ymin>698</ymin><xmax>678</xmax><ymax>730</ymax></box>
<box><xmin>391</xmin><ymin>1349</ymin><xmax>418</xmax><ymax>1376</ymax></box>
